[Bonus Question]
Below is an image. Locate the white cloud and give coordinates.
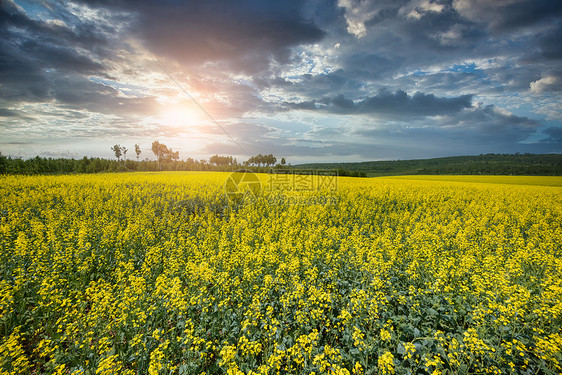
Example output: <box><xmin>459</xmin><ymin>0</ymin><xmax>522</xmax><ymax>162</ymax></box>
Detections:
<box><xmin>433</xmin><ymin>24</ymin><xmax>467</xmax><ymax>46</ymax></box>
<box><xmin>399</xmin><ymin>0</ymin><xmax>445</xmax><ymax>20</ymax></box>
<box><xmin>453</xmin><ymin>0</ymin><xmax>524</xmax><ymax>24</ymax></box>
<box><xmin>530</xmin><ymin>75</ymin><xmax>559</xmax><ymax>93</ymax></box>
<box><xmin>492</xmin><ymin>106</ymin><xmax>513</xmax><ymax>116</ymax></box>
<box><xmin>336</xmin><ymin>0</ymin><xmax>384</xmax><ymax>38</ymax></box>
<box><xmin>46</xmin><ymin>19</ymin><xmax>68</xmax><ymax>28</ymax></box>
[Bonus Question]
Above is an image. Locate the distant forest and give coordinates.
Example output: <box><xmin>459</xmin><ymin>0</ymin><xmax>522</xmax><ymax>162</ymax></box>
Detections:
<box><xmin>296</xmin><ymin>153</ymin><xmax>562</xmax><ymax>176</ymax></box>
<box><xmin>0</xmin><ymin>153</ymin><xmax>285</xmax><ymax>175</ymax></box>
<box><xmin>0</xmin><ymin>140</ymin><xmax>370</xmax><ymax>176</ymax></box>
<box><xmin>1</xmin><ymin>152</ymin><xmax>560</xmax><ymax>177</ymax></box>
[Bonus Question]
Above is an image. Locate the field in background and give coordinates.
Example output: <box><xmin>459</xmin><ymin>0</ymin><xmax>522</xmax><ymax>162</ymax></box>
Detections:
<box><xmin>383</xmin><ymin>175</ymin><xmax>562</xmax><ymax>187</ymax></box>
<box><xmin>1</xmin><ymin>172</ymin><xmax>561</xmax><ymax>374</ymax></box>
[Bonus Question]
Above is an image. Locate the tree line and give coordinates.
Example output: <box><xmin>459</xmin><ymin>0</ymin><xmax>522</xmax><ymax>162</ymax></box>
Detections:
<box><xmin>0</xmin><ymin>141</ymin><xmax>292</xmax><ymax>175</ymax></box>
<box><xmin>296</xmin><ymin>153</ymin><xmax>562</xmax><ymax>176</ymax></box>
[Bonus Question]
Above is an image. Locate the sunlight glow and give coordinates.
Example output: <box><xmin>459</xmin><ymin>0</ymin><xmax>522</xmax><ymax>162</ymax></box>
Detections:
<box><xmin>158</xmin><ymin>105</ymin><xmax>201</xmax><ymax>127</ymax></box>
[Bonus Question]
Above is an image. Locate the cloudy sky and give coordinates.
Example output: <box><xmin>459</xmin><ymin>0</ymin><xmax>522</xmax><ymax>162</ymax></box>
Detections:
<box><xmin>1</xmin><ymin>0</ymin><xmax>561</xmax><ymax>163</ymax></box>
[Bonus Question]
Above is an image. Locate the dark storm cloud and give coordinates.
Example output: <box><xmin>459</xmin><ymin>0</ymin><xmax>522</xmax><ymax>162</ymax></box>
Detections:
<box><xmin>53</xmin><ymin>77</ymin><xmax>159</xmax><ymax>116</ymax></box>
<box><xmin>314</xmin><ymin>0</ymin><xmax>561</xmax><ymax>95</ymax></box>
<box><xmin>0</xmin><ymin>41</ymin><xmax>53</xmax><ymax>103</ymax></box>
<box><xmin>1</xmin><ymin>0</ymin><xmax>561</xmax><ymax>160</ymax></box>
<box><xmin>341</xmin><ymin>53</ymin><xmax>403</xmax><ymax>81</ymax></box>
<box><xmin>19</xmin><ymin>40</ymin><xmax>105</xmax><ymax>74</ymax></box>
<box><xmin>351</xmin><ymin>90</ymin><xmax>473</xmax><ymax>116</ymax></box>
<box><xmin>265</xmin><ymin>70</ymin><xmax>365</xmax><ymax>99</ymax></box>
<box><xmin>448</xmin><ymin>105</ymin><xmax>541</xmax><ymax>140</ymax></box>
<box><xmin>265</xmin><ymin>4</ymin><xmax>483</xmax><ymax>96</ymax></box>
<box><xmin>0</xmin><ymin>34</ymin><xmax>156</xmax><ymax>117</ymax></box>
<box><xmin>77</xmin><ymin>0</ymin><xmax>325</xmax><ymax>73</ymax></box>
<box><xmin>0</xmin><ymin>1</ymin><xmax>112</xmax><ymax>60</ymax></box>
<box><xmin>523</xmin><ymin>24</ymin><xmax>562</xmax><ymax>63</ymax></box>
<box><xmin>0</xmin><ymin>0</ymin><xmax>160</xmax><ymax>119</ymax></box>
<box><xmin>0</xmin><ymin>0</ymin><xmax>328</xmax><ymax>126</ymax></box>
<box><xmin>0</xmin><ymin>1</ymin><xmax>111</xmax><ymax>103</ymax></box>
<box><xmin>0</xmin><ymin>107</ymin><xmax>33</xmax><ymax>120</ymax></box>
<box><xmin>453</xmin><ymin>0</ymin><xmax>562</xmax><ymax>33</ymax></box>
<box><xmin>542</xmin><ymin>127</ymin><xmax>562</xmax><ymax>144</ymax></box>
<box><xmin>285</xmin><ymin>89</ymin><xmax>473</xmax><ymax>117</ymax></box>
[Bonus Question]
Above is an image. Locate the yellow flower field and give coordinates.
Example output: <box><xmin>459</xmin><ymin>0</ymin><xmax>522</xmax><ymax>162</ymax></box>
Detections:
<box><xmin>0</xmin><ymin>172</ymin><xmax>561</xmax><ymax>374</ymax></box>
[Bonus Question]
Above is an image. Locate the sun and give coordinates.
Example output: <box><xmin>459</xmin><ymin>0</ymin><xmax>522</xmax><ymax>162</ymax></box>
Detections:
<box><xmin>158</xmin><ymin>105</ymin><xmax>201</xmax><ymax>127</ymax></box>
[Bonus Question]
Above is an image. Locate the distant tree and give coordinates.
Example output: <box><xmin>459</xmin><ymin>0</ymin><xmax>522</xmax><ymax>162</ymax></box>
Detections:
<box><xmin>152</xmin><ymin>141</ymin><xmax>165</xmax><ymax>170</ymax></box>
<box><xmin>0</xmin><ymin>152</ymin><xmax>7</xmax><ymax>174</ymax></box>
<box><xmin>247</xmin><ymin>154</ymin><xmax>261</xmax><ymax>167</ymax></box>
<box><xmin>265</xmin><ymin>154</ymin><xmax>277</xmax><ymax>167</ymax></box>
<box><xmin>121</xmin><ymin>146</ymin><xmax>128</xmax><ymax>161</ymax></box>
<box><xmin>167</xmin><ymin>149</ymin><xmax>179</xmax><ymax>161</ymax></box>
<box><xmin>281</xmin><ymin>157</ymin><xmax>286</xmax><ymax>165</ymax></box>
<box><xmin>209</xmin><ymin>154</ymin><xmax>220</xmax><ymax>166</ymax></box>
<box><xmin>246</xmin><ymin>154</ymin><xmax>277</xmax><ymax>167</ymax></box>
<box><xmin>152</xmin><ymin>141</ymin><xmax>179</xmax><ymax>171</ymax></box>
<box><xmin>134</xmin><ymin>144</ymin><xmax>141</xmax><ymax>162</ymax></box>
<box><xmin>209</xmin><ymin>155</ymin><xmax>235</xmax><ymax>166</ymax></box>
<box><xmin>111</xmin><ymin>145</ymin><xmax>122</xmax><ymax>161</ymax></box>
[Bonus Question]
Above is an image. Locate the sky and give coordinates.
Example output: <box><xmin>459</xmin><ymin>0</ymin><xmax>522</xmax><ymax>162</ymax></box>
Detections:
<box><xmin>1</xmin><ymin>0</ymin><xmax>561</xmax><ymax>164</ymax></box>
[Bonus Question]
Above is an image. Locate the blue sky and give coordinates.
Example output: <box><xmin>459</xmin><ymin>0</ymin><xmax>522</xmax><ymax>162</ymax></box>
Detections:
<box><xmin>1</xmin><ymin>0</ymin><xmax>561</xmax><ymax>163</ymax></box>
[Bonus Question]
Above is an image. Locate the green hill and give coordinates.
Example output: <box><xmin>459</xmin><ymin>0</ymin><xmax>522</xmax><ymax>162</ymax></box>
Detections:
<box><xmin>295</xmin><ymin>153</ymin><xmax>562</xmax><ymax>177</ymax></box>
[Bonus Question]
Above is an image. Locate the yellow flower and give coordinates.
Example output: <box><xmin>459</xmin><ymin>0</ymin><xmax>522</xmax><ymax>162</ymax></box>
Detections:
<box><xmin>380</xmin><ymin>329</ymin><xmax>392</xmax><ymax>341</ymax></box>
<box><xmin>378</xmin><ymin>351</ymin><xmax>395</xmax><ymax>374</ymax></box>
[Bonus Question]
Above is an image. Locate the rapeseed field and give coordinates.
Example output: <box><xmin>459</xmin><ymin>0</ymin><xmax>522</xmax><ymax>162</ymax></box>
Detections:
<box><xmin>0</xmin><ymin>172</ymin><xmax>561</xmax><ymax>374</ymax></box>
